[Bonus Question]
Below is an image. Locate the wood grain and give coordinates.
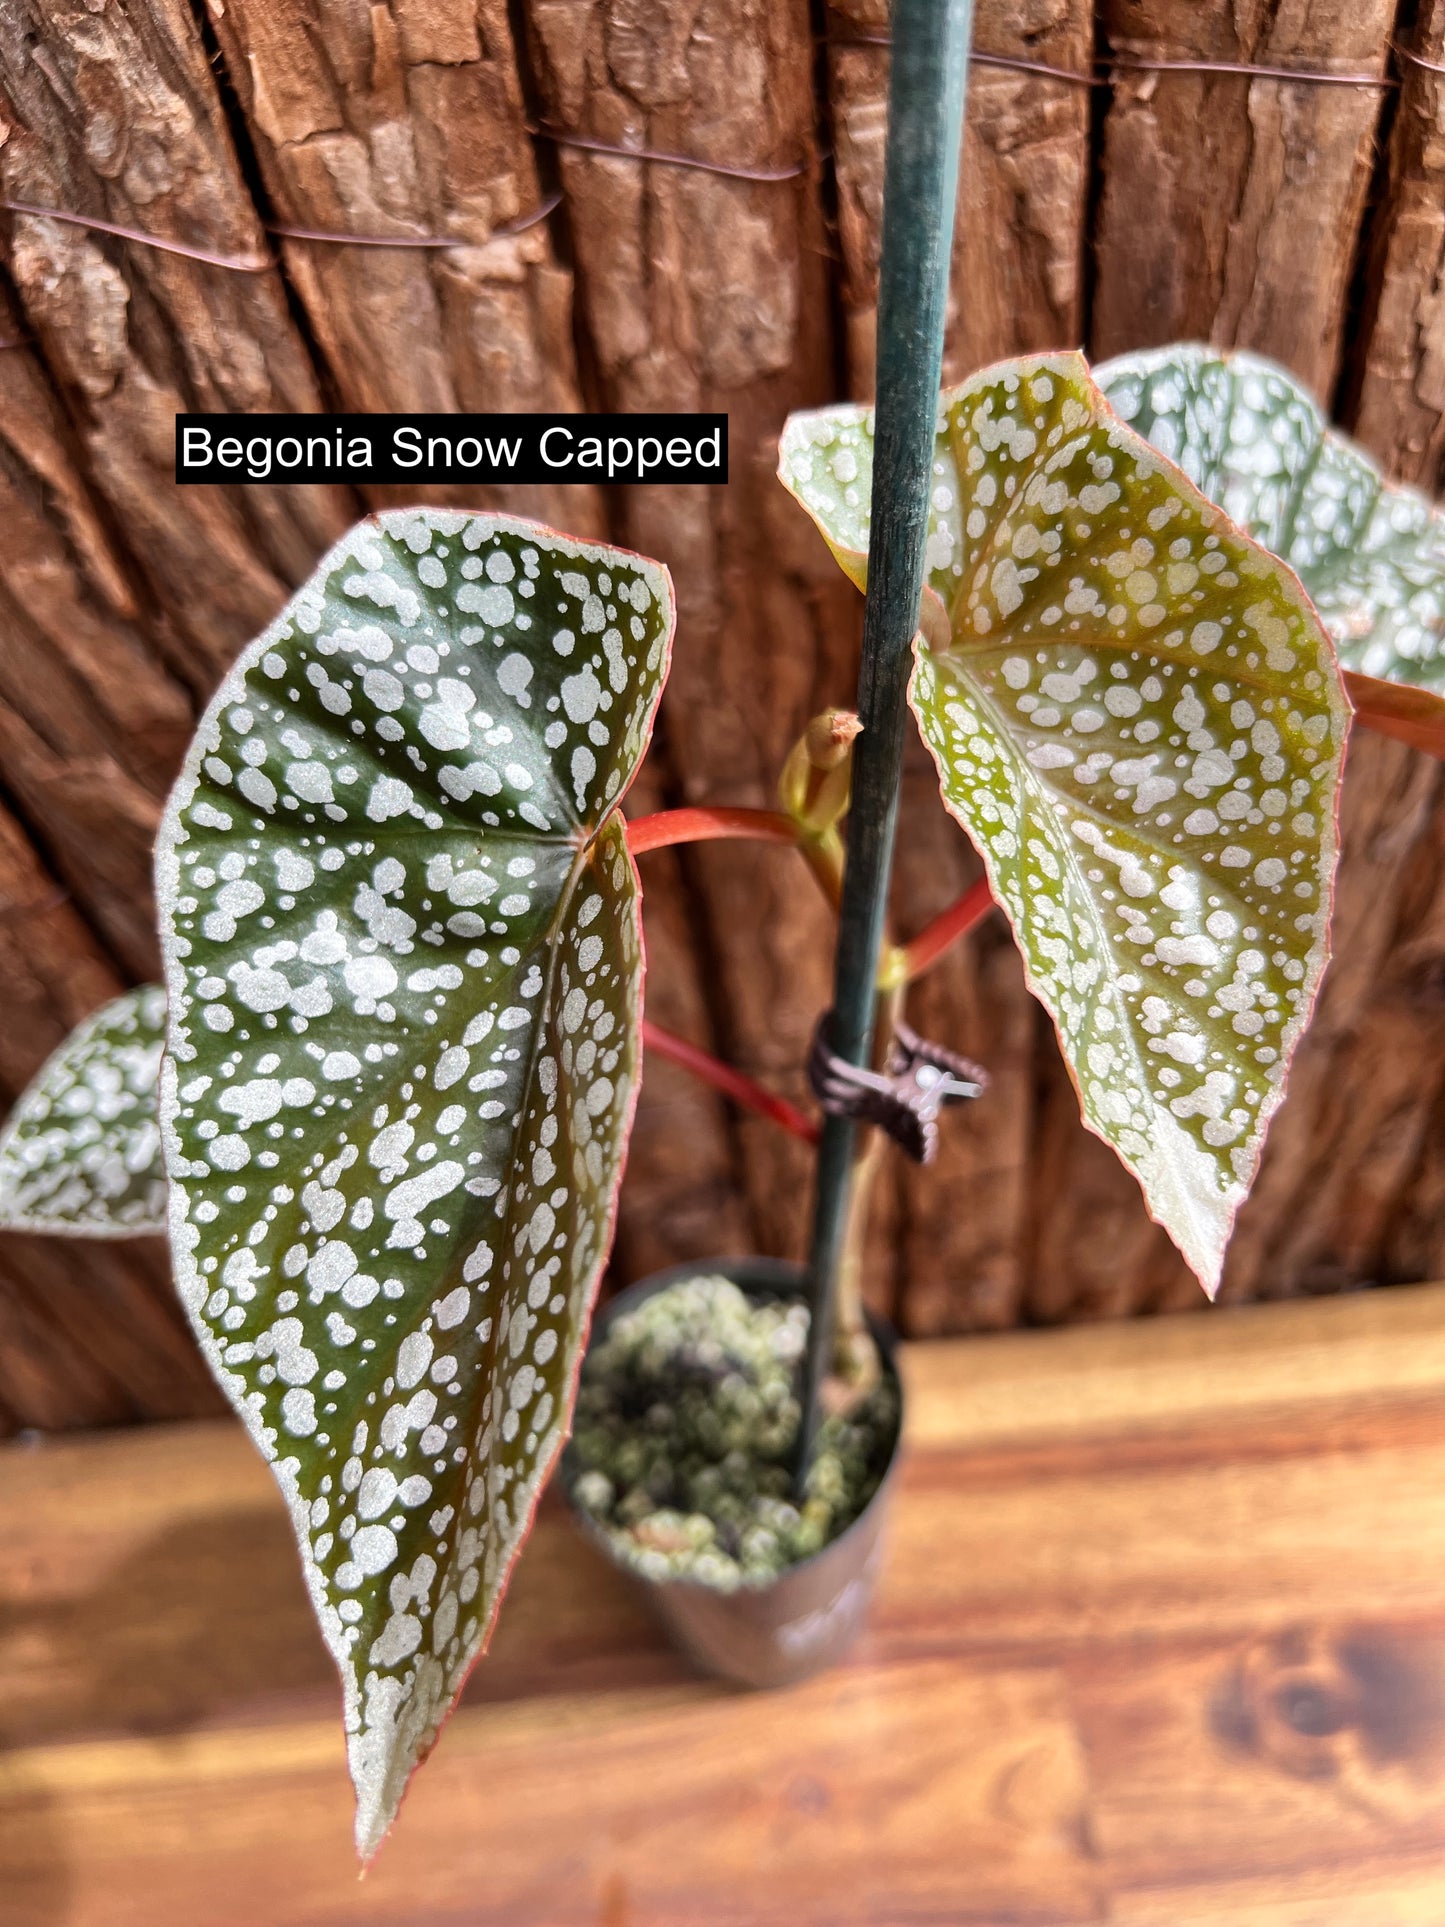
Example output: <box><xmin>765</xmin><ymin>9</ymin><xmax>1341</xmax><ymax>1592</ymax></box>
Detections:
<box><xmin>200</xmin><ymin>0</ymin><xmax>602</xmax><ymax>533</ymax></box>
<box><xmin>826</xmin><ymin>0</ymin><xmax>1093</xmax><ymax>393</ymax></box>
<box><xmin>1347</xmin><ymin>1</ymin><xmax>1445</xmax><ymax>486</ymax></box>
<box><xmin>0</xmin><ymin>282</ymin><xmax>191</xmax><ymax>977</ymax></box>
<box><xmin>0</xmin><ymin>783</ymin><xmax>120</xmax><ymax>1110</ymax></box>
<box><xmin>5</xmin><ymin>1284</ymin><xmax>1445</xmax><ymax>1921</ymax></box>
<box><xmin>0</xmin><ymin>0</ymin><xmax>353</xmax><ymax>679</ymax></box>
<box><xmin>1091</xmin><ymin>0</ymin><xmax>1396</xmax><ymax>397</ymax></box>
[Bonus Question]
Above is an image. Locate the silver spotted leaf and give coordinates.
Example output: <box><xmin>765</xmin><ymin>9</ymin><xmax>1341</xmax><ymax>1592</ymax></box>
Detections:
<box><xmin>0</xmin><ymin>986</ymin><xmax>167</xmax><ymax>1235</ymax></box>
<box><xmin>1097</xmin><ymin>344</ymin><xmax>1445</xmax><ymax>760</ymax></box>
<box><xmin>780</xmin><ymin>353</ymin><xmax>1349</xmax><ymax>1296</ymax></box>
<box><xmin>156</xmin><ymin>511</ymin><xmax>672</xmax><ymax>1855</ymax></box>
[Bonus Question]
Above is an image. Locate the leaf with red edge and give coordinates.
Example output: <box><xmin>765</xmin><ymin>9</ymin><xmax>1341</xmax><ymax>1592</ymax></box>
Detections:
<box><xmin>780</xmin><ymin>354</ymin><xmax>1349</xmax><ymax>1296</ymax></box>
<box><xmin>156</xmin><ymin>510</ymin><xmax>672</xmax><ymax>1854</ymax></box>
<box><xmin>1098</xmin><ymin>344</ymin><xmax>1445</xmax><ymax>760</ymax></box>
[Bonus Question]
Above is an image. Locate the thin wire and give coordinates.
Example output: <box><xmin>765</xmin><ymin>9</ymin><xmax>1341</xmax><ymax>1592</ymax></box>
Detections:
<box><xmin>834</xmin><ymin>32</ymin><xmax>1102</xmax><ymax>85</ymax></box>
<box><xmin>0</xmin><ymin>155</ymin><xmax>715</xmax><ymax>278</ymax></box>
<box><xmin>531</xmin><ymin>124</ymin><xmax>811</xmax><ymax>182</ymax></box>
<box><xmin>0</xmin><ymin>36</ymin><xmax>1412</xmax><ymax>284</ymax></box>
<box><xmin>1395</xmin><ymin>41</ymin><xmax>1445</xmax><ymax>78</ymax></box>
<box><xmin>0</xmin><ymin>192</ymin><xmax>563</xmax><ymax>271</ymax></box>
<box><xmin>975</xmin><ymin>49</ymin><xmax>1102</xmax><ymax>87</ymax></box>
<box><xmin>829</xmin><ymin>34</ymin><xmax>1397</xmax><ymax>90</ymax></box>
<box><xmin>1110</xmin><ymin>54</ymin><xmax>1394</xmax><ymax>87</ymax></box>
<box><xmin>266</xmin><ymin>222</ymin><xmax>445</xmax><ymax>248</ymax></box>
<box><xmin>0</xmin><ymin>198</ymin><xmax>273</xmax><ymax>270</ymax></box>
<box><xmin>270</xmin><ymin>190</ymin><xmax>563</xmax><ymax>248</ymax></box>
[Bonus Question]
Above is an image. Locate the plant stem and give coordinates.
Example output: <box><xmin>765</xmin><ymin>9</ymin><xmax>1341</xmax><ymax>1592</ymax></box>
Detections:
<box><xmin>640</xmin><ymin>1018</ymin><xmax>819</xmax><ymax>1145</ymax></box>
<box><xmin>625</xmin><ymin>807</ymin><xmax>798</xmax><ymax>855</ymax></box>
<box><xmin>795</xmin><ymin>0</ymin><xmax>974</xmax><ymax>1493</ymax></box>
<box><xmin>827</xmin><ymin>979</ymin><xmax>904</xmax><ymax>1395</ymax></box>
<box><xmin>889</xmin><ymin>877</ymin><xmax>995</xmax><ymax>986</ymax></box>
<box><xmin>626</xmin><ymin>803</ymin><xmax>842</xmax><ymax>922</ymax></box>
<box><xmin>798</xmin><ymin>825</ymin><xmax>846</xmax><ymax>910</ymax></box>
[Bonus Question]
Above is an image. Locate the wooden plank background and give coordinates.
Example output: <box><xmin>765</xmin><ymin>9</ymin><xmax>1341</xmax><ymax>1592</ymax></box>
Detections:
<box><xmin>0</xmin><ymin>0</ymin><xmax>1443</xmax><ymax>1428</ymax></box>
<box><xmin>7</xmin><ymin>1283</ymin><xmax>1445</xmax><ymax>1921</ymax></box>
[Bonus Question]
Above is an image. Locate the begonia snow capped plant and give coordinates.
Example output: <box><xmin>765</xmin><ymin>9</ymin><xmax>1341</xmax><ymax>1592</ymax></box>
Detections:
<box><xmin>5</xmin><ymin>0</ymin><xmax>1445</xmax><ymax>1865</ymax></box>
<box><xmin>2</xmin><ymin>341</ymin><xmax>1443</xmax><ymax>1851</ymax></box>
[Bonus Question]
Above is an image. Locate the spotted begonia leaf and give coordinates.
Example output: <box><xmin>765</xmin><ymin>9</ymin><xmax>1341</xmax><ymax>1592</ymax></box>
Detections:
<box><xmin>0</xmin><ymin>986</ymin><xmax>167</xmax><ymax>1235</ymax></box>
<box><xmin>156</xmin><ymin>510</ymin><xmax>672</xmax><ymax>1856</ymax></box>
<box><xmin>1098</xmin><ymin>344</ymin><xmax>1445</xmax><ymax>760</ymax></box>
<box><xmin>779</xmin><ymin>353</ymin><xmax>1349</xmax><ymax>1295</ymax></box>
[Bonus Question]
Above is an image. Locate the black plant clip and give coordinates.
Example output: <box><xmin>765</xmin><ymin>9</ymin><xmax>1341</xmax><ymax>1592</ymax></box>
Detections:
<box><xmin>808</xmin><ymin>1015</ymin><xmax>988</xmax><ymax>1165</ymax></box>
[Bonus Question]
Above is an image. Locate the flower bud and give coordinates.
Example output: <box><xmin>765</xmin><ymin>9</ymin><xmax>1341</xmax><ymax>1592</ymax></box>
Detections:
<box><xmin>778</xmin><ymin>708</ymin><xmax>862</xmax><ymax>835</ymax></box>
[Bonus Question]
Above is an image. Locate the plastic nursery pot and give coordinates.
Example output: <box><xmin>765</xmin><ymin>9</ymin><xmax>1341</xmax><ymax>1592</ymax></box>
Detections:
<box><xmin>561</xmin><ymin>1256</ymin><xmax>904</xmax><ymax>1690</ymax></box>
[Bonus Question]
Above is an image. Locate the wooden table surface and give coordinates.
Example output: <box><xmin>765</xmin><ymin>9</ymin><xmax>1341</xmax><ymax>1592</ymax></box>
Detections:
<box><xmin>5</xmin><ymin>1283</ymin><xmax>1445</xmax><ymax>1926</ymax></box>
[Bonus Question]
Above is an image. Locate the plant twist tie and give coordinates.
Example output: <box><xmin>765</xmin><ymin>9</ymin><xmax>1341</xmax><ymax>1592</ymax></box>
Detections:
<box><xmin>808</xmin><ymin>1016</ymin><xmax>986</xmax><ymax>1165</ymax></box>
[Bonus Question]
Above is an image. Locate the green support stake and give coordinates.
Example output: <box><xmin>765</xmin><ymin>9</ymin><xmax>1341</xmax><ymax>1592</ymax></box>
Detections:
<box><xmin>796</xmin><ymin>0</ymin><xmax>975</xmax><ymax>1485</ymax></box>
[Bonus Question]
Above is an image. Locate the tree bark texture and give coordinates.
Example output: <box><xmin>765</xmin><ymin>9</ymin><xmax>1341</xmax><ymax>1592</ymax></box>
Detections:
<box><xmin>0</xmin><ymin>0</ymin><xmax>356</xmax><ymax>682</ymax></box>
<box><xmin>1091</xmin><ymin>0</ymin><xmax>1397</xmax><ymax>399</ymax></box>
<box><xmin>0</xmin><ymin>281</ymin><xmax>190</xmax><ymax>975</ymax></box>
<box><xmin>199</xmin><ymin>0</ymin><xmax>603</xmax><ymax>533</ymax></box>
<box><xmin>1346</xmin><ymin>0</ymin><xmax>1445</xmax><ymax>483</ymax></box>
<box><xmin>0</xmin><ymin>0</ymin><xmax>1443</xmax><ymax>1428</ymax></box>
<box><xmin>826</xmin><ymin>0</ymin><xmax>1094</xmax><ymax>395</ymax></box>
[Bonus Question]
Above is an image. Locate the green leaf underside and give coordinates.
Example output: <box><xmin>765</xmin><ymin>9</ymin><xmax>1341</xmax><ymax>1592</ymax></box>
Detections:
<box><xmin>779</xmin><ymin>353</ymin><xmax>1348</xmax><ymax>1295</ymax></box>
<box><xmin>0</xmin><ymin>986</ymin><xmax>167</xmax><ymax>1235</ymax></box>
<box><xmin>156</xmin><ymin>511</ymin><xmax>672</xmax><ymax>1856</ymax></box>
<box><xmin>1097</xmin><ymin>344</ymin><xmax>1445</xmax><ymax>748</ymax></box>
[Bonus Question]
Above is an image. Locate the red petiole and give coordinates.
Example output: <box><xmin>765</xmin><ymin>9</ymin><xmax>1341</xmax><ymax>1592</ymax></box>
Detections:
<box><xmin>640</xmin><ymin>1019</ymin><xmax>819</xmax><ymax>1145</ymax></box>
<box><xmin>625</xmin><ymin>807</ymin><xmax>798</xmax><ymax>855</ymax></box>
<box><xmin>627</xmin><ymin>805</ymin><xmax>993</xmax><ymax>1123</ymax></box>
<box><xmin>897</xmin><ymin>877</ymin><xmax>995</xmax><ymax>983</ymax></box>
